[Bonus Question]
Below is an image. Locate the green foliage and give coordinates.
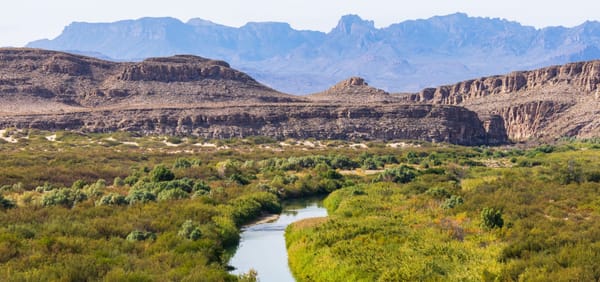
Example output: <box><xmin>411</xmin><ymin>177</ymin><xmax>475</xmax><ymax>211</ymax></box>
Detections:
<box><xmin>123</xmin><ymin>174</ymin><xmax>139</xmax><ymax>186</ymax></box>
<box><xmin>178</xmin><ymin>220</ymin><xmax>202</xmax><ymax>241</ymax></box>
<box><xmin>374</xmin><ymin>165</ymin><xmax>417</xmax><ymax>183</ymax></box>
<box><xmin>126</xmin><ymin>190</ymin><xmax>156</xmax><ymax>204</ymax></box>
<box><xmin>228</xmin><ymin>192</ymin><xmax>282</xmax><ymax>225</ymax></box>
<box><xmin>113</xmin><ymin>177</ymin><xmax>125</xmax><ymax>187</ymax></box>
<box><xmin>318</xmin><ymin>168</ymin><xmax>343</xmax><ymax>180</ymax></box>
<box><xmin>35</xmin><ymin>182</ymin><xmax>56</xmax><ymax>192</ymax></box>
<box><xmin>426</xmin><ymin>187</ymin><xmax>452</xmax><ymax>199</ymax></box>
<box><xmin>229</xmin><ymin>173</ymin><xmax>250</xmax><ymax>185</ymax></box>
<box><xmin>442</xmin><ymin>195</ymin><xmax>464</xmax><ymax>209</ymax></box>
<box><xmin>71</xmin><ymin>179</ymin><xmax>87</xmax><ymax>189</ymax></box>
<box><xmin>0</xmin><ymin>195</ymin><xmax>15</xmax><ymax>209</ymax></box>
<box><xmin>330</xmin><ymin>155</ymin><xmax>359</xmax><ymax>170</ymax></box>
<box><xmin>166</xmin><ymin>136</ymin><xmax>182</xmax><ymax>144</ymax></box>
<box><xmin>157</xmin><ymin>188</ymin><xmax>189</xmax><ymax>201</ymax></box>
<box><xmin>287</xmin><ymin>185</ymin><xmax>501</xmax><ymax>281</ymax></box>
<box><xmin>126</xmin><ymin>230</ymin><xmax>156</xmax><ymax>242</ymax></box>
<box><xmin>193</xmin><ymin>181</ymin><xmax>211</xmax><ymax>192</ymax></box>
<box><xmin>554</xmin><ymin>159</ymin><xmax>583</xmax><ymax>184</ymax></box>
<box><xmin>96</xmin><ymin>193</ymin><xmax>128</xmax><ymax>206</ymax></box>
<box><xmin>480</xmin><ymin>207</ymin><xmax>504</xmax><ymax>229</ymax></box>
<box><xmin>173</xmin><ymin>158</ymin><xmax>192</xmax><ymax>169</ymax></box>
<box><xmin>3</xmin><ymin>134</ymin><xmax>600</xmax><ymax>281</ymax></box>
<box><xmin>149</xmin><ymin>165</ymin><xmax>175</xmax><ymax>182</ymax></box>
<box><xmin>41</xmin><ymin>188</ymin><xmax>87</xmax><ymax>208</ymax></box>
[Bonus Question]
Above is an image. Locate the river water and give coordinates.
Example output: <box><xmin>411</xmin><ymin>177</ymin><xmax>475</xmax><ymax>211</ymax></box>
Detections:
<box><xmin>229</xmin><ymin>198</ymin><xmax>327</xmax><ymax>282</ymax></box>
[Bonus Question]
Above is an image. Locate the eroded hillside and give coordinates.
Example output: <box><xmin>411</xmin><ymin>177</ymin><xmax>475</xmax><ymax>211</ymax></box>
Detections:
<box><xmin>0</xmin><ymin>48</ymin><xmax>498</xmax><ymax>146</ymax></box>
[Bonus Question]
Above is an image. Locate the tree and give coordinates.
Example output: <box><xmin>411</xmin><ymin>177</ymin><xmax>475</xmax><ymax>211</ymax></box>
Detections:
<box><xmin>149</xmin><ymin>165</ymin><xmax>175</xmax><ymax>182</ymax></box>
<box><xmin>481</xmin><ymin>207</ymin><xmax>504</xmax><ymax>229</ymax></box>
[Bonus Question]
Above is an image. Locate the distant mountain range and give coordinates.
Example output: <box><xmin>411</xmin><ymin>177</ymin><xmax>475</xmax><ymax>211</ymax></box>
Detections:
<box><xmin>27</xmin><ymin>13</ymin><xmax>600</xmax><ymax>94</ymax></box>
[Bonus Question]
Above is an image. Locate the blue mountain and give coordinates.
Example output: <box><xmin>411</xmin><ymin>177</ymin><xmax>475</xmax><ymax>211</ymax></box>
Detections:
<box><xmin>27</xmin><ymin>13</ymin><xmax>600</xmax><ymax>94</ymax></box>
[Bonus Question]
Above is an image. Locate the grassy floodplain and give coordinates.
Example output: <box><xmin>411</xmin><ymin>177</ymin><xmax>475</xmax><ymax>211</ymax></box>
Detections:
<box><xmin>287</xmin><ymin>142</ymin><xmax>600</xmax><ymax>281</ymax></box>
<box><xmin>1</xmin><ymin>128</ymin><xmax>600</xmax><ymax>281</ymax></box>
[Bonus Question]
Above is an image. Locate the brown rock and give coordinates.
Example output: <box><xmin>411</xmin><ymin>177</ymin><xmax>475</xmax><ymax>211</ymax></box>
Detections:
<box><xmin>412</xmin><ymin>60</ymin><xmax>600</xmax><ymax>142</ymax></box>
<box><xmin>308</xmin><ymin>77</ymin><xmax>398</xmax><ymax>103</ymax></box>
<box><xmin>0</xmin><ymin>48</ymin><xmax>503</xmax><ymax>145</ymax></box>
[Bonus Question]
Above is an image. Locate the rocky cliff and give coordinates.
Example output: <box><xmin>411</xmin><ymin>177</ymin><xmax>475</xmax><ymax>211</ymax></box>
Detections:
<box><xmin>0</xmin><ymin>48</ymin><xmax>499</xmax><ymax>145</ymax></box>
<box><xmin>410</xmin><ymin>60</ymin><xmax>600</xmax><ymax>142</ymax></box>
<box><xmin>0</xmin><ymin>104</ymin><xmax>488</xmax><ymax>145</ymax></box>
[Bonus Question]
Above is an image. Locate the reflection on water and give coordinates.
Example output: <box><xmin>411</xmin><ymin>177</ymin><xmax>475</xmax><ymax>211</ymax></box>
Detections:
<box><xmin>229</xmin><ymin>198</ymin><xmax>327</xmax><ymax>282</ymax></box>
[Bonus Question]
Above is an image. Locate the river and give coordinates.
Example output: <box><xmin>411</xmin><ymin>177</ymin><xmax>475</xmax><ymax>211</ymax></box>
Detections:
<box><xmin>229</xmin><ymin>197</ymin><xmax>327</xmax><ymax>281</ymax></box>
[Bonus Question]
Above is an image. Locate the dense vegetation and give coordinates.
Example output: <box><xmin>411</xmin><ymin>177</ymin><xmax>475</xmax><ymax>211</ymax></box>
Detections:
<box><xmin>2</xmin><ymin>129</ymin><xmax>600</xmax><ymax>281</ymax></box>
<box><xmin>287</xmin><ymin>141</ymin><xmax>600</xmax><ymax>281</ymax></box>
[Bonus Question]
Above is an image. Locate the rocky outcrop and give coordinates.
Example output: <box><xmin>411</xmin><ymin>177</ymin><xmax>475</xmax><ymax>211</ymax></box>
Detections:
<box><xmin>308</xmin><ymin>77</ymin><xmax>398</xmax><ymax>103</ymax></box>
<box><xmin>412</xmin><ymin>61</ymin><xmax>600</xmax><ymax>105</ymax></box>
<box><xmin>411</xmin><ymin>60</ymin><xmax>600</xmax><ymax>142</ymax></box>
<box><xmin>117</xmin><ymin>55</ymin><xmax>255</xmax><ymax>83</ymax></box>
<box><xmin>0</xmin><ymin>104</ymin><xmax>490</xmax><ymax>145</ymax></box>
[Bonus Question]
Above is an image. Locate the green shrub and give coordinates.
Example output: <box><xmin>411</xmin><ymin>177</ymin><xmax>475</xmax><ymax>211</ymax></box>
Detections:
<box><xmin>330</xmin><ymin>155</ymin><xmax>360</xmax><ymax>170</ymax></box>
<box><xmin>212</xmin><ymin>216</ymin><xmax>239</xmax><ymax>247</ymax></box>
<box><xmin>319</xmin><ymin>168</ymin><xmax>343</xmax><ymax>180</ymax></box>
<box><xmin>156</xmin><ymin>178</ymin><xmax>195</xmax><ymax>193</ymax></box>
<box><xmin>178</xmin><ymin>220</ymin><xmax>202</xmax><ymax>241</ymax></box>
<box><xmin>516</xmin><ymin>159</ymin><xmax>542</xmax><ymax>167</ymax></box>
<box><xmin>71</xmin><ymin>179</ymin><xmax>87</xmax><ymax>189</ymax></box>
<box><xmin>126</xmin><ymin>190</ymin><xmax>156</xmax><ymax>205</ymax></box>
<box><xmin>586</xmin><ymin>171</ymin><xmax>600</xmax><ymax>182</ymax></box>
<box><xmin>441</xmin><ymin>195</ymin><xmax>464</xmax><ymax>209</ymax></box>
<box><xmin>481</xmin><ymin>207</ymin><xmax>504</xmax><ymax>229</ymax></box>
<box><xmin>35</xmin><ymin>182</ymin><xmax>56</xmax><ymax>192</ymax></box>
<box><xmin>96</xmin><ymin>193</ymin><xmax>129</xmax><ymax>206</ymax></box>
<box><xmin>123</xmin><ymin>174</ymin><xmax>139</xmax><ymax>186</ymax></box>
<box><xmin>426</xmin><ymin>187</ymin><xmax>451</xmax><ymax>199</ymax></box>
<box><xmin>41</xmin><ymin>188</ymin><xmax>87</xmax><ymax>208</ymax></box>
<box><xmin>166</xmin><ymin>136</ymin><xmax>182</xmax><ymax>144</ymax></box>
<box><xmin>173</xmin><ymin>158</ymin><xmax>192</xmax><ymax>169</ymax></box>
<box><xmin>149</xmin><ymin>165</ymin><xmax>175</xmax><ymax>182</ymax></box>
<box><xmin>361</xmin><ymin>157</ymin><xmax>382</xmax><ymax>170</ymax></box>
<box><xmin>0</xmin><ymin>195</ymin><xmax>15</xmax><ymax>209</ymax></box>
<box><xmin>555</xmin><ymin>160</ymin><xmax>582</xmax><ymax>185</ymax></box>
<box><xmin>229</xmin><ymin>173</ymin><xmax>250</xmax><ymax>185</ymax></box>
<box><xmin>157</xmin><ymin>188</ymin><xmax>189</xmax><ymax>201</ymax></box>
<box><xmin>193</xmin><ymin>181</ymin><xmax>211</xmax><ymax>192</ymax></box>
<box><xmin>113</xmin><ymin>177</ymin><xmax>125</xmax><ymax>187</ymax></box>
<box><xmin>374</xmin><ymin>166</ymin><xmax>417</xmax><ymax>183</ymax></box>
<box><xmin>126</xmin><ymin>230</ymin><xmax>157</xmax><ymax>242</ymax></box>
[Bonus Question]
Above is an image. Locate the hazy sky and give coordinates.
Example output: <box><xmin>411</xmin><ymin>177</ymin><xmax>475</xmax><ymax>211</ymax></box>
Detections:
<box><xmin>2</xmin><ymin>0</ymin><xmax>600</xmax><ymax>47</ymax></box>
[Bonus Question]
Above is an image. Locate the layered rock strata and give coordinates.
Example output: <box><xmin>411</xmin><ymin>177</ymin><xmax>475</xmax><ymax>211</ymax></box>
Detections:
<box><xmin>410</xmin><ymin>61</ymin><xmax>600</xmax><ymax>141</ymax></box>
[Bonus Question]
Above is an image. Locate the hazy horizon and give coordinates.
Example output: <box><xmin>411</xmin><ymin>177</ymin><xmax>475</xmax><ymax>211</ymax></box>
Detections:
<box><xmin>2</xmin><ymin>0</ymin><xmax>600</xmax><ymax>47</ymax></box>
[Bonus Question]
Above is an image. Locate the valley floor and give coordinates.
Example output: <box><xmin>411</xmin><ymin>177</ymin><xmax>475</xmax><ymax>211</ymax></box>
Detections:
<box><xmin>0</xmin><ymin>129</ymin><xmax>599</xmax><ymax>281</ymax></box>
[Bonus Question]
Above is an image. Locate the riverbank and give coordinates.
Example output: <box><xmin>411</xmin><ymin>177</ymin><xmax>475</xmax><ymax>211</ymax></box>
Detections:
<box><xmin>244</xmin><ymin>213</ymin><xmax>280</xmax><ymax>226</ymax></box>
<box><xmin>229</xmin><ymin>199</ymin><xmax>328</xmax><ymax>281</ymax></box>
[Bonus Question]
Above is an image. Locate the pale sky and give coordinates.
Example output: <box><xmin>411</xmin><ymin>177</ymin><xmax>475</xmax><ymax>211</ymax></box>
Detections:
<box><xmin>2</xmin><ymin>0</ymin><xmax>600</xmax><ymax>47</ymax></box>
